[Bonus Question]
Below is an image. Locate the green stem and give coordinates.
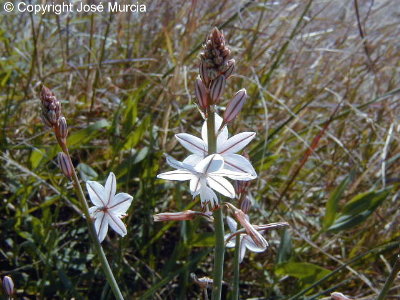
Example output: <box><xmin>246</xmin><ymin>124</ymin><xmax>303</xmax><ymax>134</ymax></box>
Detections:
<box><xmin>208</xmin><ymin>109</ymin><xmax>225</xmax><ymax>300</ymax></box>
<box><xmin>232</xmin><ymin>234</ymin><xmax>241</xmax><ymax>300</ymax></box>
<box><xmin>377</xmin><ymin>254</ymin><xmax>400</xmax><ymax>300</ymax></box>
<box><xmin>62</xmin><ymin>144</ymin><xmax>124</xmax><ymax>300</ymax></box>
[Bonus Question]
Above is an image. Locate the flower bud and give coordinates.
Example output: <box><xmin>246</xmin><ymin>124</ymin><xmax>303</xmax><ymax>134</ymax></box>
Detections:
<box><xmin>199</xmin><ymin>61</ymin><xmax>210</xmax><ymax>86</ymax></box>
<box><xmin>209</xmin><ymin>75</ymin><xmax>226</xmax><ymax>104</ymax></box>
<box><xmin>226</xmin><ymin>203</ymin><xmax>268</xmax><ymax>249</ymax></box>
<box><xmin>40</xmin><ymin>86</ymin><xmax>61</xmax><ymax>127</ymax></box>
<box><xmin>234</xmin><ymin>180</ymin><xmax>250</xmax><ymax>196</ymax></box>
<box><xmin>195</xmin><ymin>77</ymin><xmax>209</xmax><ymax>110</ymax></box>
<box><xmin>240</xmin><ymin>195</ymin><xmax>252</xmax><ymax>214</ymax></box>
<box><xmin>223</xmin><ymin>59</ymin><xmax>235</xmax><ymax>78</ymax></box>
<box><xmin>41</xmin><ymin>112</ymin><xmax>53</xmax><ymax>128</ymax></box>
<box><xmin>57</xmin><ymin>152</ymin><xmax>73</xmax><ymax>178</ymax></box>
<box><xmin>153</xmin><ymin>210</ymin><xmax>213</xmax><ymax>222</ymax></box>
<box><xmin>223</xmin><ymin>89</ymin><xmax>247</xmax><ymax>123</ymax></box>
<box><xmin>57</xmin><ymin>117</ymin><xmax>68</xmax><ymax>139</ymax></box>
<box><xmin>2</xmin><ymin>275</ymin><xmax>14</xmax><ymax>296</ymax></box>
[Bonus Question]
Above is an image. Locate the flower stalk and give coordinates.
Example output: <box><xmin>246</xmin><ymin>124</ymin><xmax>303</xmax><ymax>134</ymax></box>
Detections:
<box><xmin>232</xmin><ymin>234</ymin><xmax>241</xmax><ymax>300</ymax></box>
<box><xmin>40</xmin><ymin>86</ymin><xmax>124</xmax><ymax>300</ymax></box>
<box><xmin>208</xmin><ymin>109</ymin><xmax>225</xmax><ymax>300</ymax></box>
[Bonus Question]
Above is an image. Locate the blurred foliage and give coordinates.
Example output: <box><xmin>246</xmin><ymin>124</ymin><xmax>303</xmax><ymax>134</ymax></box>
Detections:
<box><xmin>1</xmin><ymin>0</ymin><xmax>400</xmax><ymax>299</ymax></box>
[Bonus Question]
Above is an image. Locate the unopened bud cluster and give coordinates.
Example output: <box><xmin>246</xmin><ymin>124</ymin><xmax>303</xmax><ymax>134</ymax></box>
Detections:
<box><xmin>40</xmin><ymin>86</ymin><xmax>61</xmax><ymax>127</ymax></box>
<box><xmin>200</xmin><ymin>28</ymin><xmax>234</xmax><ymax>83</ymax></box>
<box><xmin>40</xmin><ymin>86</ymin><xmax>68</xmax><ymax>142</ymax></box>
<box><xmin>195</xmin><ymin>28</ymin><xmax>248</xmax><ymax>124</ymax></box>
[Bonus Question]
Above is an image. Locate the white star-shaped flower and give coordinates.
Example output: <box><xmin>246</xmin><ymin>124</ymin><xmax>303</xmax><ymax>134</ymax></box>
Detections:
<box><xmin>86</xmin><ymin>172</ymin><xmax>133</xmax><ymax>243</ymax></box>
<box><xmin>175</xmin><ymin>114</ymin><xmax>257</xmax><ymax>178</ymax></box>
<box><xmin>157</xmin><ymin>154</ymin><xmax>253</xmax><ymax>209</ymax></box>
<box><xmin>225</xmin><ymin>216</ymin><xmax>268</xmax><ymax>263</ymax></box>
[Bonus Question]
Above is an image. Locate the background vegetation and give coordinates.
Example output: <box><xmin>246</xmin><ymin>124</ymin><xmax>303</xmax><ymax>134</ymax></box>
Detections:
<box><xmin>1</xmin><ymin>0</ymin><xmax>399</xmax><ymax>298</ymax></box>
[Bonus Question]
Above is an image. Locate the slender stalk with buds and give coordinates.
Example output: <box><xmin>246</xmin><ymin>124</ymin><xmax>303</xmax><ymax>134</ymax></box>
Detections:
<box><xmin>40</xmin><ymin>86</ymin><xmax>125</xmax><ymax>300</ymax></box>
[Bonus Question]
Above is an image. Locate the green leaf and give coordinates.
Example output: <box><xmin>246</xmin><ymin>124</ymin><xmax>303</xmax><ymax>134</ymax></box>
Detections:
<box><xmin>323</xmin><ymin>175</ymin><xmax>351</xmax><ymax>230</ymax></box>
<box><xmin>276</xmin><ymin>229</ymin><xmax>292</xmax><ymax>264</ymax></box>
<box><xmin>30</xmin><ymin>148</ymin><xmax>45</xmax><ymax>169</ymax></box>
<box><xmin>190</xmin><ymin>232</ymin><xmax>214</xmax><ymax>247</ymax></box>
<box><xmin>275</xmin><ymin>262</ymin><xmax>330</xmax><ymax>285</ymax></box>
<box><xmin>327</xmin><ymin>189</ymin><xmax>390</xmax><ymax>232</ymax></box>
<box><xmin>122</xmin><ymin>115</ymin><xmax>150</xmax><ymax>150</ymax></box>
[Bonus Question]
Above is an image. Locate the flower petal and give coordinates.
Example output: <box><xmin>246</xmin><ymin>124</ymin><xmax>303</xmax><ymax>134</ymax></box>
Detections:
<box><xmin>218</xmin><ymin>132</ymin><xmax>256</xmax><ymax>154</ymax></box>
<box><xmin>223</xmin><ymin>154</ymin><xmax>257</xmax><ymax>178</ymax></box>
<box><xmin>239</xmin><ymin>241</ymin><xmax>247</xmax><ymax>263</ymax></box>
<box><xmin>226</xmin><ymin>216</ymin><xmax>237</xmax><ymax>232</ymax></box>
<box><xmin>166</xmin><ymin>155</ymin><xmax>196</xmax><ymax>172</ymax></box>
<box><xmin>183</xmin><ymin>154</ymin><xmax>203</xmax><ymax>166</ymax></box>
<box><xmin>225</xmin><ymin>234</ymin><xmax>237</xmax><ymax>248</ymax></box>
<box><xmin>175</xmin><ymin>133</ymin><xmax>207</xmax><ymax>155</ymax></box>
<box><xmin>94</xmin><ymin>212</ymin><xmax>108</xmax><ymax>243</ymax></box>
<box><xmin>106</xmin><ymin>213</ymin><xmax>127</xmax><ymax>237</ymax></box>
<box><xmin>201</xmin><ymin>114</ymin><xmax>228</xmax><ymax>145</ymax></box>
<box><xmin>157</xmin><ymin>170</ymin><xmax>194</xmax><ymax>181</ymax></box>
<box><xmin>243</xmin><ymin>235</ymin><xmax>268</xmax><ymax>252</ymax></box>
<box><xmin>194</xmin><ymin>154</ymin><xmax>224</xmax><ymax>174</ymax></box>
<box><xmin>86</xmin><ymin>181</ymin><xmax>106</xmax><ymax>207</ymax></box>
<box><xmin>199</xmin><ymin>186</ymin><xmax>218</xmax><ymax>208</ymax></box>
<box><xmin>190</xmin><ymin>177</ymin><xmax>203</xmax><ymax>195</ymax></box>
<box><xmin>207</xmin><ymin>175</ymin><xmax>235</xmax><ymax>198</ymax></box>
<box><xmin>213</xmin><ymin>169</ymin><xmax>256</xmax><ymax>181</ymax></box>
<box><xmin>89</xmin><ymin>206</ymin><xmax>100</xmax><ymax>218</ymax></box>
<box><xmin>104</xmin><ymin>172</ymin><xmax>116</xmax><ymax>206</ymax></box>
<box><xmin>109</xmin><ymin>193</ymin><xmax>133</xmax><ymax>216</ymax></box>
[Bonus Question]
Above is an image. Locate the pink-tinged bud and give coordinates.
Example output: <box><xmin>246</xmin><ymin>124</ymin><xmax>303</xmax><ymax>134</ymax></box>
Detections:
<box><xmin>223</xmin><ymin>89</ymin><xmax>247</xmax><ymax>123</ymax></box>
<box><xmin>234</xmin><ymin>180</ymin><xmax>250</xmax><ymax>196</ymax></box>
<box><xmin>153</xmin><ymin>210</ymin><xmax>213</xmax><ymax>222</ymax></box>
<box><xmin>2</xmin><ymin>275</ymin><xmax>14</xmax><ymax>296</ymax></box>
<box><xmin>223</xmin><ymin>59</ymin><xmax>235</xmax><ymax>78</ymax></box>
<box><xmin>226</xmin><ymin>203</ymin><xmax>268</xmax><ymax>249</ymax></box>
<box><xmin>41</xmin><ymin>112</ymin><xmax>53</xmax><ymax>128</ymax></box>
<box><xmin>211</xmin><ymin>27</ymin><xmax>225</xmax><ymax>47</ymax></box>
<box><xmin>240</xmin><ymin>195</ymin><xmax>252</xmax><ymax>214</ymax></box>
<box><xmin>57</xmin><ymin>117</ymin><xmax>68</xmax><ymax>139</ymax></box>
<box><xmin>40</xmin><ymin>85</ymin><xmax>61</xmax><ymax>127</ymax></box>
<box><xmin>199</xmin><ymin>61</ymin><xmax>210</xmax><ymax>87</ymax></box>
<box><xmin>331</xmin><ymin>292</ymin><xmax>351</xmax><ymax>300</ymax></box>
<box><xmin>57</xmin><ymin>152</ymin><xmax>73</xmax><ymax>178</ymax></box>
<box><xmin>209</xmin><ymin>75</ymin><xmax>226</xmax><ymax>104</ymax></box>
<box><xmin>195</xmin><ymin>77</ymin><xmax>209</xmax><ymax>110</ymax></box>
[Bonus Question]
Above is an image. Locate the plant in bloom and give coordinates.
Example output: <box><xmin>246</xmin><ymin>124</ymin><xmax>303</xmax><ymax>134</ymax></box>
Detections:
<box><xmin>157</xmin><ymin>154</ymin><xmax>253</xmax><ymax>210</ymax></box>
<box><xmin>225</xmin><ymin>216</ymin><xmax>268</xmax><ymax>263</ymax></box>
<box><xmin>86</xmin><ymin>172</ymin><xmax>133</xmax><ymax>243</ymax></box>
<box><xmin>175</xmin><ymin>114</ymin><xmax>257</xmax><ymax>177</ymax></box>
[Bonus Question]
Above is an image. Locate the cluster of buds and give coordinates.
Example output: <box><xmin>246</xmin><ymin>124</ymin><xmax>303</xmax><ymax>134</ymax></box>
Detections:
<box><xmin>40</xmin><ymin>86</ymin><xmax>61</xmax><ymax>128</ymax></box>
<box><xmin>200</xmin><ymin>27</ymin><xmax>235</xmax><ymax>84</ymax></box>
<box><xmin>195</xmin><ymin>28</ymin><xmax>247</xmax><ymax>124</ymax></box>
<box><xmin>40</xmin><ymin>86</ymin><xmax>68</xmax><ymax>143</ymax></box>
<box><xmin>40</xmin><ymin>86</ymin><xmax>72</xmax><ymax>178</ymax></box>
<box><xmin>234</xmin><ymin>159</ymin><xmax>253</xmax><ymax>214</ymax></box>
